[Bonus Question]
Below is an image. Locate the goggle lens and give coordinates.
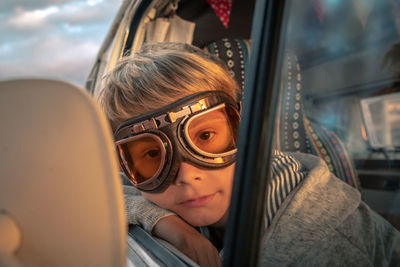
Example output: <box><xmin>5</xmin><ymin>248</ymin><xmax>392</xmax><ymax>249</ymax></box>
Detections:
<box><xmin>117</xmin><ymin>134</ymin><xmax>166</xmax><ymax>185</ymax></box>
<box><xmin>186</xmin><ymin>105</ymin><xmax>239</xmax><ymax>155</ymax></box>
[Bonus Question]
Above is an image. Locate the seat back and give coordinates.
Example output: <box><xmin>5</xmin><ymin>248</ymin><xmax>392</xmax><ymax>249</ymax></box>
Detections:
<box><xmin>206</xmin><ymin>39</ymin><xmax>360</xmax><ymax>190</ymax></box>
<box><xmin>0</xmin><ymin>79</ymin><xmax>126</xmax><ymax>266</ymax></box>
<box><xmin>277</xmin><ymin>53</ymin><xmax>360</xmax><ymax>189</ymax></box>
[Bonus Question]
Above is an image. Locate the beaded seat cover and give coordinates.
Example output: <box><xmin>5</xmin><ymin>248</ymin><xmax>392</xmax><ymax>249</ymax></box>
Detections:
<box><xmin>205</xmin><ymin>38</ymin><xmax>360</xmax><ymax>190</ymax></box>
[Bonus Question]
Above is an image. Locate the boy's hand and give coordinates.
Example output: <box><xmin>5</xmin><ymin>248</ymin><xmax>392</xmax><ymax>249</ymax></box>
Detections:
<box><xmin>152</xmin><ymin>215</ymin><xmax>222</xmax><ymax>267</ymax></box>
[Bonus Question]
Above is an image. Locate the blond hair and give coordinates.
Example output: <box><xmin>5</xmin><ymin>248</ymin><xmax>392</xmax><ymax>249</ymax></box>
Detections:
<box><xmin>98</xmin><ymin>42</ymin><xmax>241</xmax><ymax>130</ymax></box>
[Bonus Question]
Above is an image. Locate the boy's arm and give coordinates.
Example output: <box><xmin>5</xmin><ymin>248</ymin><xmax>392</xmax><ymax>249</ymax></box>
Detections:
<box><xmin>124</xmin><ymin>185</ymin><xmax>221</xmax><ymax>266</ymax></box>
<box><xmin>123</xmin><ymin>185</ymin><xmax>175</xmax><ymax>232</ymax></box>
<box><xmin>153</xmin><ymin>216</ymin><xmax>222</xmax><ymax>266</ymax></box>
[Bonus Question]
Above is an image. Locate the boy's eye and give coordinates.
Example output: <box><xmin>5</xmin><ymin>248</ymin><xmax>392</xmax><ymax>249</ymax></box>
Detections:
<box><xmin>199</xmin><ymin>131</ymin><xmax>215</xmax><ymax>141</ymax></box>
<box><xmin>144</xmin><ymin>148</ymin><xmax>161</xmax><ymax>158</ymax></box>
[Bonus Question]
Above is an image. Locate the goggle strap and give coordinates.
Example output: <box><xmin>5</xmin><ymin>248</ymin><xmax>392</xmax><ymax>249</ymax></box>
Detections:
<box><xmin>118</xmin><ymin>100</ymin><xmax>211</xmax><ymax>138</ymax></box>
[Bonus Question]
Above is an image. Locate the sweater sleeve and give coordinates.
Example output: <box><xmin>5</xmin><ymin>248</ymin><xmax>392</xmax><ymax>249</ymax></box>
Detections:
<box><xmin>123</xmin><ymin>185</ymin><xmax>176</xmax><ymax>233</ymax></box>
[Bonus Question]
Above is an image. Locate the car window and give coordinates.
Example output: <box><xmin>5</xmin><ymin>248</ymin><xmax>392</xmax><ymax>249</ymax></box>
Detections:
<box><xmin>219</xmin><ymin>0</ymin><xmax>400</xmax><ymax>264</ymax></box>
<box><xmin>281</xmin><ymin>0</ymin><xmax>400</xmax><ymax>229</ymax></box>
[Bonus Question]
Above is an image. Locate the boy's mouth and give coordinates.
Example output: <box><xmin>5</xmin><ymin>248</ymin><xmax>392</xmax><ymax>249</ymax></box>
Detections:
<box><xmin>179</xmin><ymin>193</ymin><xmax>216</xmax><ymax>208</ymax></box>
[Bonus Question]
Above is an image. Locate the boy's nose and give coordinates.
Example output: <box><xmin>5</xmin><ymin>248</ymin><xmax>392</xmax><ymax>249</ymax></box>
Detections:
<box><xmin>175</xmin><ymin>162</ymin><xmax>203</xmax><ymax>186</ymax></box>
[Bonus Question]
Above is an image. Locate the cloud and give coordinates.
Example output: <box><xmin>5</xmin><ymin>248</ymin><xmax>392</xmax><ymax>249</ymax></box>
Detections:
<box><xmin>0</xmin><ymin>0</ymin><xmax>121</xmax><ymax>85</ymax></box>
<box><xmin>52</xmin><ymin>1</ymin><xmax>118</xmax><ymax>25</ymax></box>
<box><xmin>4</xmin><ymin>0</ymin><xmax>120</xmax><ymax>30</ymax></box>
<box><xmin>8</xmin><ymin>6</ymin><xmax>60</xmax><ymax>29</ymax></box>
<box><xmin>2</xmin><ymin>0</ymin><xmax>72</xmax><ymax>12</ymax></box>
<box><xmin>0</xmin><ymin>35</ymin><xmax>100</xmax><ymax>85</ymax></box>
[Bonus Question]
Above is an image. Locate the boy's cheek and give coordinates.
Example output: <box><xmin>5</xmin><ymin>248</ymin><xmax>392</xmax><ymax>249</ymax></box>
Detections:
<box><xmin>141</xmin><ymin>191</ymin><xmax>174</xmax><ymax>209</ymax></box>
<box><xmin>141</xmin><ymin>191</ymin><xmax>160</xmax><ymax>204</ymax></box>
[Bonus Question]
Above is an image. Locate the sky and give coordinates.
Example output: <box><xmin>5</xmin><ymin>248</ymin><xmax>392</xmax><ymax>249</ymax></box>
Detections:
<box><xmin>0</xmin><ymin>0</ymin><xmax>122</xmax><ymax>87</ymax></box>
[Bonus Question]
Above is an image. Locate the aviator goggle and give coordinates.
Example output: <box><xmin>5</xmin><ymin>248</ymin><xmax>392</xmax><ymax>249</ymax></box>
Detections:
<box><xmin>114</xmin><ymin>91</ymin><xmax>240</xmax><ymax>193</ymax></box>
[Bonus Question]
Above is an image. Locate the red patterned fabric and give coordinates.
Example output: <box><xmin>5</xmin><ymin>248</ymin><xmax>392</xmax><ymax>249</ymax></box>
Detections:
<box><xmin>303</xmin><ymin>116</ymin><xmax>360</xmax><ymax>189</ymax></box>
<box><xmin>353</xmin><ymin>0</ymin><xmax>374</xmax><ymax>28</ymax></box>
<box><xmin>206</xmin><ymin>0</ymin><xmax>233</xmax><ymax>28</ymax></box>
<box><xmin>311</xmin><ymin>0</ymin><xmax>324</xmax><ymax>23</ymax></box>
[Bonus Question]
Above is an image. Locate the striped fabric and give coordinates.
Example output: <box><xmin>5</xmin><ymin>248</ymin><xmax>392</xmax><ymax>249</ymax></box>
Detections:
<box><xmin>266</xmin><ymin>150</ymin><xmax>307</xmax><ymax>227</ymax></box>
<box><xmin>199</xmin><ymin>150</ymin><xmax>307</xmax><ymax>244</ymax></box>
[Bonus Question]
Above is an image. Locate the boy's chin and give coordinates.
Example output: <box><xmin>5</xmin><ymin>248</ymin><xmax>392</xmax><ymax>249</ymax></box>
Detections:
<box><xmin>180</xmin><ymin>210</ymin><xmax>228</xmax><ymax>228</ymax></box>
<box><xmin>184</xmin><ymin>217</ymin><xmax>220</xmax><ymax>227</ymax></box>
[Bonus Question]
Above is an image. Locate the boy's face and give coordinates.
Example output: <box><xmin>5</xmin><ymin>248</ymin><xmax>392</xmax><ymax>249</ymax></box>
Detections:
<box><xmin>142</xmin><ymin>162</ymin><xmax>235</xmax><ymax>227</ymax></box>
<box><xmin>115</xmin><ymin>91</ymin><xmax>240</xmax><ymax>226</ymax></box>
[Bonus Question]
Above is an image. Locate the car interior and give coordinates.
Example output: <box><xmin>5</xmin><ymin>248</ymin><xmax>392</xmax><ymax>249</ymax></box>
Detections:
<box><xmin>87</xmin><ymin>0</ymin><xmax>399</xmax><ymax>219</ymax></box>
<box><xmin>1</xmin><ymin>0</ymin><xmax>399</xmax><ymax>265</ymax></box>
<box><xmin>85</xmin><ymin>0</ymin><xmax>400</xmax><ymax>263</ymax></box>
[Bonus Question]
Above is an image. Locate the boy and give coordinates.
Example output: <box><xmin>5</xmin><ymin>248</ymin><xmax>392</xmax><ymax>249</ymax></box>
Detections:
<box><xmin>98</xmin><ymin>42</ymin><xmax>400</xmax><ymax>266</ymax></box>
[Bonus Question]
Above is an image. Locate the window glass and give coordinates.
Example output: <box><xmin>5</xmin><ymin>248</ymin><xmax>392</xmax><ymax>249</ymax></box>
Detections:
<box><xmin>278</xmin><ymin>0</ymin><xmax>400</xmax><ymax>229</ymax></box>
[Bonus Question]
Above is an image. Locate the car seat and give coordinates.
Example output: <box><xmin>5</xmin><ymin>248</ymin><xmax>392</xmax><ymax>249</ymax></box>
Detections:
<box><xmin>205</xmin><ymin>38</ymin><xmax>361</xmax><ymax>190</ymax></box>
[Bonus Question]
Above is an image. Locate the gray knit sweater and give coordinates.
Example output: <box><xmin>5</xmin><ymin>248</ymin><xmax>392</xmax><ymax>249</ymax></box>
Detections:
<box><xmin>124</xmin><ymin>152</ymin><xmax>400</xmax><ymax>266</ymax></box>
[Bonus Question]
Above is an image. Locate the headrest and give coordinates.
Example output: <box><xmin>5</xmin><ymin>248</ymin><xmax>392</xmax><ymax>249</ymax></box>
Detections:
<box><xmin>0</xmin><ymin>79</ymin><xmax>126</xmax><ymax>266</ymax></box>
<box><xmin>205</xmin><ymin>38</ymin><xmax>251</xmax><ymax>91</ymax></box>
